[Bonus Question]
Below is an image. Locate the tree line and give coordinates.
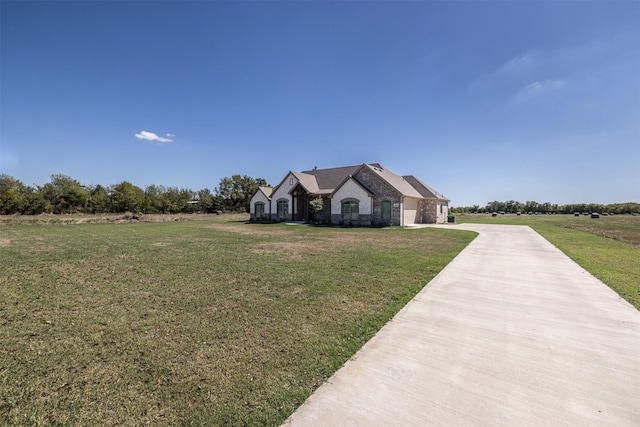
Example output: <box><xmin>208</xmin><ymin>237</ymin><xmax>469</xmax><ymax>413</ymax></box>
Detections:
<box><xmin>0</xmin><ymin>174</ymin><xmax>267</xmax><ymax>215</ymax></box>
<box><xmin>451</xmin><ymin>200</ymin><xmax>640</xmax><ymax>215</ymax></box>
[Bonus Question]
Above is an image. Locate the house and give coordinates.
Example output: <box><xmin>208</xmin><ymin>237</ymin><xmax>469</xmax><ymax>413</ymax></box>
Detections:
<box><xmin>250</xmin><ymin>163</ymin><xmax>449</xmax><ymax>226</ymax></box>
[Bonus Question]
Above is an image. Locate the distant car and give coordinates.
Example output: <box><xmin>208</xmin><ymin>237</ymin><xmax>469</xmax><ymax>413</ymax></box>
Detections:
<box><xmin>591</xmin><ymin>213</ymin><xmax>600</xmax><ymax>219</ymax></box>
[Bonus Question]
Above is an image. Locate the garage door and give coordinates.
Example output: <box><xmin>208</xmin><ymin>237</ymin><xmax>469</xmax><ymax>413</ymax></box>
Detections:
<box><xmin>403</xmin><ymin>198</ymin><xmax>418</xmax><ymax>226</ymax></box>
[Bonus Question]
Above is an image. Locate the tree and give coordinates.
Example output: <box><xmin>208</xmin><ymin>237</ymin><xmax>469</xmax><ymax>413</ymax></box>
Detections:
<box><xmin>111</xmin><ymin>181</ymin><xmax>145</xmax><ymax>213</ymax></box>
<box><xmin>39</xmin><ymin>174</ymin><xmax>89</xmax><ymax>214</ymax></box>
<box><xmin>0</xmin><ymin>174</ymin><xmax>28</xmax><ymax>214</ymax></box>
<box><xmin>23</xmin><ymin>187</ymin><xmax>47</xmax><ymax>214</ymax></box>
<box><xmin>162</xmin><ymin>187</ymin><xmax>184</xmax><ymax>213</ymax></box>
<box><xmin>309</xmin><ymin>196</ymin><xmax>324</xmax><ymax>222</ymax></box>
<box><xmin>485</xmin><ymin>200</ymin><xmax>506</xmax><ymax>213</ymax></box>
<box><xmin>88</xmin><ymin>185</ymin><xmax>111</xmax><ymax>213</ymax></box>
<box><xmin>161</xmin><ymin>187</ymin><xmax>196</xmax><ymax>213</ymax></box>
<box><xmin>197</xmin><ymin>188</ymin><xmax>223</xmax><ymax>213</ymax></box>
<box><xmin>144</xmin><ymin>184</ymin><xmax>165</xmax><ymax>213</ymax></box>
<box><xmin>215</xmin><ymin>175</ymin><xmax>267</xmax><ymax>212</ymax></box>
<box><xmin>524</xmin><ymin>200</ymin><xmax>539</xmax><ymax>214</ymax></box>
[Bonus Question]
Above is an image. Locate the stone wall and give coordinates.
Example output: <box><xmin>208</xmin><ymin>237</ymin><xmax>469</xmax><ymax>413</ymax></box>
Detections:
<box><xmin>353</xmin><ymin>168</ymin><xmax>403</xmax><ymax>226</ymax></box>
<box><xmin>420</xmin><ymin>199</ymin><xmax>449</xmax><ymax>224</ymax></box>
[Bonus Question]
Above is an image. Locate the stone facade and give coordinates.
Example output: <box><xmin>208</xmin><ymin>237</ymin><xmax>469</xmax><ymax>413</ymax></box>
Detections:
<box><xmin>420</xmin><ymin>199</ymin><xmax>449</xmax><ymax>224</ymax></box>
<box><xmin>353</xmin><ymin>168</ymin><xmax>403</xmax><ymax>226</ymax></box>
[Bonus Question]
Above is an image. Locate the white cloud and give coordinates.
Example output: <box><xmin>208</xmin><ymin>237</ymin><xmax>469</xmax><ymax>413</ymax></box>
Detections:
<box><xmin>135</xmin><ymin>130</ymin><xmax>173</xmax><ymax>143</ymax></box>
<box><xmin>166</xmin><ymin>133</ymin><xmax>175</xmax><ymax>137</ymax></box>
<box><xmin>498</xmin><ymin>52</ymin><xmax>537</xmax><ymax>74</ymax></box>
<box><xmin>514</xmin><ymin>79</ymin><xmax>566</xmax><ymax>102</ymax></box>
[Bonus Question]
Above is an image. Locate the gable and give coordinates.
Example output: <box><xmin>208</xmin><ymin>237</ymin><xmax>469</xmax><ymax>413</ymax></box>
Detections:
<box><xmin>291</xmin><ymin>172</ymin><xmax>319</xmax><ymax>194</ymax></box>
<box><xmin>251</xmin><ymin>186</ymin><xmax>272</xmax><ymax>204</ymax></box>
<box><xmin>331</xmin><ymin>177</ymin><xmax>373</xmax><ymax>216</ymax></box>
<box><xmin>258</xmin><ymin>186</ymin><xmax>273</xmax><ymax>198</ymax></box>
<box><xmin>271</xmin><ymin>172</ymin><xmax>298</xmax><ymax>200</ymax></box>
<box><xmin>332</xmin><ymin>175</ymin><xmax>374</xmax><ymax>199</ymax></box>
<box><xmin>362</xmin><ymin>164</ymin><xmax>424</xmax><ymax>198</ymax></box>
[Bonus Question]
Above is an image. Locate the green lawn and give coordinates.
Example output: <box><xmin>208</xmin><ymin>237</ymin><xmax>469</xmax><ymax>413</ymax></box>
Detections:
<box><xmin>0</xmin><ymin>216</ymin><xmax>475</xmax><ymax>426</ymax></box>
<box><xmin>457</xmin><ymin>213</ymin><xmax>640</xmax><ymax>310</ymax></box>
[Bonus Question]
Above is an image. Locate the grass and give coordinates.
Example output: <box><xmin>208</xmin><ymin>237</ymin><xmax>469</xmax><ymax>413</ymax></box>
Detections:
<box><xmin>457</xmin><ymin>213</ymin><xmax>640</xmax><ymax>310</ymax></box>
<box><xmin>0</xmin><ymin>215</ymin><xmax>475</xmax><ymax>426</ymax></box>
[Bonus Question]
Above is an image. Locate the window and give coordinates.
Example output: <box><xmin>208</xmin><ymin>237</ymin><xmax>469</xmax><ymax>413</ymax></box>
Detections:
<box><xmin>277</xmin><ymin>200</ymin><xmax>288</xmax><ymax>220</ymax></box>
<box><xmin>341</xmin><ymin>201</ymin><xmax>359</xmax><ymax>221</ymax></box>
<box><xmin>255</xmin><ymin>203</ymin><xmax>265</xmax><ymax>219</ymax></box>
<box><xmin>440</xmin><ymin>204</ymin><xmax>443</xmax><ymax>214</ymax></box>
<box><xmin>382</xmin><ymin>201</ymin><xmax>391</xmax><ymax>222</ymax></box>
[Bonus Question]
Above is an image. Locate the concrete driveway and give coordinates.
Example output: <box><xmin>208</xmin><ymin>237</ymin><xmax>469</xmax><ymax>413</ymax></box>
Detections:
<box><xmin>283</xmin><ymin>224</ymin><xmax>640</xmax><ymax>426</ymax></box>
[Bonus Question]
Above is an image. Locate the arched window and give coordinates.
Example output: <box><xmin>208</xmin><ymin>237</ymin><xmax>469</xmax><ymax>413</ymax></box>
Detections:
<box><xmin>255</xmin><ymin>202</ymin><xmax>265</xmax><ymax>219</ymax></box>
<box><xmin>277</xmin><ymin>200</ymin><xmax>289</xmax><ymax>220</ymax></box>
<box><xmin>382</xmin><ymin>201</ymin><xmax>391</xmax><ymax>222</ymax></box>
<box><xmin>341</xmin><ymin>200</ymin><xmax>359</xmax><ymax>221</ymax></box>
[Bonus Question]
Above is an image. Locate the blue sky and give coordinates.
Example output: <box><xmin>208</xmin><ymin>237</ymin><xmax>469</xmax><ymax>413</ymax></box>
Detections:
<box><xmin>1</xmin><ymin>1</ymin><xmax>638</xmax><ymax>207</ymax></box>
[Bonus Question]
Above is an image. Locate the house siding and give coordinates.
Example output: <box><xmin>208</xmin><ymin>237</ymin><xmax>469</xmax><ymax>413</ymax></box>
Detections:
<box><xmin>331</xmin><ymin>179</ymin><xmax>372</xmax><ymax>225</ymax></box>
<box><xmin>270</xmin><ymin>173</ymin><xmax>297</xmax><ymax>221</ymax></box>
<box><xmin>249</xmin><ymin>191</ymin><xmax>271</xmax><ymax>221</ymax></box>
<box><xmin>438</xmin><ymin>201</ymin><xmax>449</xmax><ymax>223</ymax></box>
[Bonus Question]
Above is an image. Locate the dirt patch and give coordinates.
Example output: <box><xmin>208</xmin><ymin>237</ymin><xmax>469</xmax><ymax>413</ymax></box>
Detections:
<box><xmin>206</xmin><ymin>223</ymin><xmax>286</xmax><ymax>237</ymax></box>
<box><xmin>250</xmin><ymin>241</ymin><xmax>322</xmax><ymax>260</ymax></box>
<box><xmin>0</xmin><ymin>238</ymin><xmax>10</xmax><ymax>246</ymax></box>
<box><xmin>217</xmin><ymin>223</ymin><xmax>440</xmax><ymax>253</ymax></box>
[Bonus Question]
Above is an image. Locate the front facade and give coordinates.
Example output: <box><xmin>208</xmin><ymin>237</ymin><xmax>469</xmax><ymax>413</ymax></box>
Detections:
<box><xmin>250</xmin><ymin>163</ymin><xmax>449</xmax><ymax>226</ymax></box>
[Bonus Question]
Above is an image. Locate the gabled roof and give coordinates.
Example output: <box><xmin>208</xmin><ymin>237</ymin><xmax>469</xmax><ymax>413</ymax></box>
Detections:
<box><xmin>332</xmin><ymin>174</ymin><xmax>375</xmax><ymax>197</ymax></box>
<box><xmin>264</xmin><ymin>163</ymin><xmax>446</xmax><ymax>201</ymax></box>
<box><xmin>301</xmin><ymin>165</ymin><xmax>361</xmax><ymax>192</ymax></box>
<box><xmin>402</xmin><ymin>176</ymin><xmax>449</xmax><ymax>201</ymax></box>
<box><xmin>255</xmin><ymin>186</ymin><xmax>273</xmax><ymax>199</ymax></box>
<box><xmin>290</xmin><ymin>172</ymin><xmax>319</xmax><ymax>194</ymax></box>
<box><xmin>363</xmin><ymin>164</ymin><xmax>424</xmax><ymax>198</ymax></box>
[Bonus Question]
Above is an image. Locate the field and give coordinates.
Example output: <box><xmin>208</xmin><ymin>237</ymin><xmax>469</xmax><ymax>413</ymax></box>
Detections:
<box><xmin>457</xmin><ymin>213</ymin><xmax>640</xmax><ymax>309</ymax></box>
<box><xmin>0</xmin><ymin>215</ymin><xmax>475</xmax><ymax>426</ymax></box>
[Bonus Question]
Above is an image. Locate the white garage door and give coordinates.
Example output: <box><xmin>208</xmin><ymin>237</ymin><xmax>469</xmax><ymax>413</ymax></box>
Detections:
<box><xmin>403</xmin><ymin>198</ymin><xmax>419</xmax><ymax>226</ymax></box>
